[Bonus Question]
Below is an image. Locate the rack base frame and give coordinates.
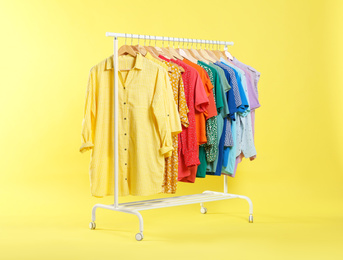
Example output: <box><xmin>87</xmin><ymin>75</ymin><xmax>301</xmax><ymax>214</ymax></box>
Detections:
<box><xmin>90</xmin><ymin>190</ymin><xmax>253</xmax><ymax>241</ymax></box>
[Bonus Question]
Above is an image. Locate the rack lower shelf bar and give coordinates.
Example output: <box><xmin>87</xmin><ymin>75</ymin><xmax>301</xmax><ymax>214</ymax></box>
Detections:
<box><xmin>88</xmin><ymin>32</ymin><xmax>254</xmax><ymax>241</ymax></box>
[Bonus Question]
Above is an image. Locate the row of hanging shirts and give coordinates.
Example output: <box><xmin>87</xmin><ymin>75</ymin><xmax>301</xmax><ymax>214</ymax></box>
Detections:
<box><xmin>80</xmin><ymin>35</ymin><xmax>261</xmax><ymax>197</ymax></box>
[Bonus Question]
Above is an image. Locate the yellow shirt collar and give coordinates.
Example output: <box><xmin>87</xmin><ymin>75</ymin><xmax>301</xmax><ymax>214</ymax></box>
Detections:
<box><xmin>105</xmin><ymin>53</ymin><xmax>143</xmax><ymax>71</ymax></box>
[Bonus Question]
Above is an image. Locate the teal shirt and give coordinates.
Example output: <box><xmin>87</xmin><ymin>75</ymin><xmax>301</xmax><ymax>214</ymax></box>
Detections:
<box><xmin>205</xmin><ymin>63</ymin><xmax>230</xmax><ymax>173</ymax></box>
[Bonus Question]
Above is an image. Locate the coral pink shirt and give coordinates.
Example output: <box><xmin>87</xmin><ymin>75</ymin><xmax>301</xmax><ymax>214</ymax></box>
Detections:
<box><xmin>159</xmin><ymin>55</ymin><xmax>209</xmax><ymax>181</ymax></box>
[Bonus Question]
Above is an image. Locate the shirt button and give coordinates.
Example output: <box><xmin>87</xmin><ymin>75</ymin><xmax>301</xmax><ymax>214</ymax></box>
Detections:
<box><xmin>124</xmin><ymin>118</ymin><xmax>127</xmax><ymax>120</ymax></box>
<box><xmin>124</xmin><ymin>102</ymin><xmax>126</xmax><ymax>105</ymax></box>
<box><xmin>125</xmin><ymin>163</ymin><xmax>127</xmax><ymax>165</ymax></box>
<box><xmin>125</xmin><ymin>178</ymin><xmax>127</xmax><ymax>180</ymax></box>
<box><xmin>124</xmin><ymin>148</ymin><xmax>127</xmax><ymax>151</ymax></box>
<box><xmin>167</xmin><ymin>114</ymin><xmax>169</xmax><ymax>116</ymax></box>
<box><xmin>124</xmin><ymin>133</ymin><xmax>127</xmax><ymax>135</ymax></box>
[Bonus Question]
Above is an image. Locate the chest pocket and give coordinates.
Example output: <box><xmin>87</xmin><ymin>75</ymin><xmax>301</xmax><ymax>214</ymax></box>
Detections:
<box><xmin>129</xmin><ymin>82</ymin><xmax>151</xmax><ymax>109</ymax></box>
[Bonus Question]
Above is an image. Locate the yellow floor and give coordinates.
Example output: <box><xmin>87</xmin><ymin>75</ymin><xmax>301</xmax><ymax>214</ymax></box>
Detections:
<box><xmin>1</xmin><ymin>178</ymin><xmax>342</xmax><ymax>260</ymax></box>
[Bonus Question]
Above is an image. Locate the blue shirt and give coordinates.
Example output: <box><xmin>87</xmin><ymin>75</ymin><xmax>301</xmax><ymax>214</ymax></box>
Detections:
<box><xmin>214</xmin><ymin>62</ymin><xmax>242</xmax><ymax>120</ymax></box>
<box><xmin>220</xmin><ymin>58</ymin><xmax>250</xmax><ymax>116</ymax></box>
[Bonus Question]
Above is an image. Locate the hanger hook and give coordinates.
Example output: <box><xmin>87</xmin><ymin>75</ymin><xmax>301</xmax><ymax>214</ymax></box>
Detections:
<box><xmin>149</xmin><ymin>35</ymin><xmax>151</xmax><ymax>46</ymax></box>
<box><xmin>144</xmin><ymin>35</ymin><xmax>146</xmax><ymax>46</ymax></box>
<box><xmin>125</xmin><ymin>33</ymin><xmax>127</xmax><ymax>45</ymax></box>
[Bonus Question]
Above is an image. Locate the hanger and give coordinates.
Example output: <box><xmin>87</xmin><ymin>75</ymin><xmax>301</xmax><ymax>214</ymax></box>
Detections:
<box><xmin>222</xmin><ymin>44</ymin><xmax>234</xmax><ymax>61</ymax></box>
<box><xmin>161</xmin><ymin>37</ymin><xmax>185</xmax><ymax>72</ymax></box>
<box><xmin>188</xmin><ymin>39</ymin><xmax>208</xmax><ymax>63</ymax></box>
<box><xmin>177</xmin><ymin>38</ymin><xmax>198</xmax><ymax>63</ymax></box>
<box><xmin>148</xmin><ymin>36</ymin><xmax>171</xmax><ymax>59</ymax></box>
<box><xmin>205</xmin><ymin>40</ymin><xmax>220</xmax><ymax>61</ymax></box>
<box><xmin>133</xmin><ymin>34</ymin><xmax>147</xmax><ymax>56</ymax></box>
<box><xmin>144</xmin><ymin>36</ymin><xmax>163</xmax><ymax>60</ymax></box>
<box><xmin>168</xmin><ymin>39</ymin><xmax>185</xmax><ymax>72</ymax></box>
<box><xmin>152</xmin><ymin>36</ymin><xmax>164</xmax><ymax>54</ymax></box>
<box><xmin>143</xmin><ymin>36</ymin><xmax>172</xmax><ymax>72</ymax></box>
<box><xmin>166</xmin><ymin>37</ymin><xmax>183</xmax><ymax>60</ymax></box>
<box><xmin>159</xmin><ymin>37</ymin><xmax>174</xmax><ymax>59</ymax></box>
<box><xmin>145</xmin><ymin>36</ymin><xmax>162</xmax><ymax>58</ymax></box>
<box><xmin>118</xmin><ymin>33</ymin><xmax>137</xmax><ymax>57</ymax></box>
<box><xmin>212</xmin><ymin>40</ymin><xmax>227</xmax><ymax>60</ymax></box>
<box><xmin>198</xmin><ymin>40</ymin><xmax>217</xmax><ymax>62</ymax></box>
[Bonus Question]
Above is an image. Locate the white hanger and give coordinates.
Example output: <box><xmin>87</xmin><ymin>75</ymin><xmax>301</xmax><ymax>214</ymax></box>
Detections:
<box><xmin>224</xmin><ymin>44</ymin><xmax>234</xmax><ymax>61</ymax></box>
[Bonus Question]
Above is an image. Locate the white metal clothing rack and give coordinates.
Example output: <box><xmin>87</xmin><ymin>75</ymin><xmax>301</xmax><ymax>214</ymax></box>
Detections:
<box><xmin>89</xmin><ymin>32</ymin><xmax>254</xmax><ymax>241</ymax></box>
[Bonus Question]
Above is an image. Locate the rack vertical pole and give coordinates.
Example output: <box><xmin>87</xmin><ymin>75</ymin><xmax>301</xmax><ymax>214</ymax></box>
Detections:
<box><xmin>113</xmin><ymin>37</ymin><xmax>119</xmax><ymax>208</ymax></box>
<box><xmin>224</xmin><ymin>175</ymin><xmax>228</xmax><ymax>193</ymax></box>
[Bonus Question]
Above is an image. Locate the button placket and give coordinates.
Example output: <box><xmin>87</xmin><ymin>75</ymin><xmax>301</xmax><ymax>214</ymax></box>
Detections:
<box><xmin>122</xmin><ymin>79</ymin><xmax>129</xmax><ymax>182</ymax></box>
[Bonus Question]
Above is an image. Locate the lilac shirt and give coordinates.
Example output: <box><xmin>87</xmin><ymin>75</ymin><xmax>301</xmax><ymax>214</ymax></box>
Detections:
<box><xmin>232</xmin><ymin>58</ymin><xmax>261</xmax><ymax>110</ymax></box>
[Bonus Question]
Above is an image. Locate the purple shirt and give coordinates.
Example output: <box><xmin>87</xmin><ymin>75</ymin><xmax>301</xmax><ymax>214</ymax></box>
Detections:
<box><xmin>232</xmin><ymin>58</ymin><xmax>261</xmax><ymax>110</ymax></box>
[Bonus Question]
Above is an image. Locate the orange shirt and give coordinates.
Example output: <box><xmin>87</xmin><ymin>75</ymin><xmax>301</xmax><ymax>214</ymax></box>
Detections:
<box><xmin>183</xmin><ymin>59</ymin><xmax>217</xmax><ymax>146</ymax></box>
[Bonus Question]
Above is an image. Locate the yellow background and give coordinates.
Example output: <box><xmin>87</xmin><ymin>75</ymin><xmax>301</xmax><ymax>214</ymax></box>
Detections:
<box><xmin>1</xmin><ymin>0</ymin><xmax>342</xmax><ymax>259</ymax></box>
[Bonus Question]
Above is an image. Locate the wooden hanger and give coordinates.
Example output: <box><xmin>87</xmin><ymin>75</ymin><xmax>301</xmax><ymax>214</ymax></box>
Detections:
<box><xmin>161</xmin><ymin>47</ymin><xmax>185</xmax><ymax>72</ymax></box>
<box><xmin>176</xmin><ymin>39</ymin><xmax>198</xmax><ymax>63</ymax></box>
<box><xmin>144</xmin><ymin>46</ymin><xmax>162</xmax><ymax>60</ymax></box>
<box><xmin>134</xmin><ymin>44</ymin><xmax>147</xmax><ymax>56</ymax></box>
<box><xmin>118</xmin><ymin>34</ymin><xmax>137</xmax><ymax>57</ymax></box>
<box><xmin>124</xmin><ymin>34</ymin><xmax>146</xmax><ymax>56</ymax></box>
<box><xmin>147</xmin><ymin>36</ymin><xmax>171</xmax><ymax>59</ymax></box>
<box><xmin>199</xmin><ymin>49</ymin><xmax>217</xmax><ymax>62</ymax></box>
<box><xmin>205</xmin><ymin>49</ymin><xmax>220</xmax><ymax>61</ymax></box>
<box><xmin>212</xmin><ymin>47</ymin><xmax>227</xmax><ymax>60</ymax></box>
<box><xmin>167</xmin><ymin>47</ymin><xmax>183</xmax><ymax>60</ymax></box>
<box><xmin>165</xmin><ymin>37</ymin><xmax>183</xmax><ymax>60</ymax></box>
<box><xmin>197</xmin><ymin>40</ymin><xmax>217</xmax><ymax>62</ymax></box>
<box><xmin>182</xmin><ymin>48</ymin><xmax>199</xmax><ymax>63</ymax></box>
<box><xmin>188</xmin><ymin>40</ymin><xmax>208</xmax><ymax>63</ymax></box>
<box><xmin>118</xmin><ymin>45</ymin><xmax>136</xmax><ymax>57</ymax></box>
<box><xmin>160</xmin><ymin>47</ymin><xmax>174</xmax><ymax>59</ymax></box>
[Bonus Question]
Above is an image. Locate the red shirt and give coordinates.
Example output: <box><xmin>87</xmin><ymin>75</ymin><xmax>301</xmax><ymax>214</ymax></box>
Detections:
<box><xmin>159</xmin><ymin>55</ymin><xmax>209</xmax><ymax>181</ymax></box>
<box><xmin>181</xmin><ymin>59</ymin><xmax>217</xmax><ymax>183</ymax></box>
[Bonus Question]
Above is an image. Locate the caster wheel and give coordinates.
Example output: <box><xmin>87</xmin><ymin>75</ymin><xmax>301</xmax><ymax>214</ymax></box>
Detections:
<box><xmin>89</xmin><ymin>222</ymin><xmax>96</xmax><ymax>230</ymax></box>
<box><xmin>135</xmin><ymin>232</ymin><xmax>144</xmax><ymax>241</ymax></box>
<box><xmin>200</xmin><ymin>207</ymin><xmax>207</xmax><ymax>214</ymax></box>
<box><xmin>249</xmin><ymin>215</ymin><xmax>253</xmax><ymax>223</ymax></box>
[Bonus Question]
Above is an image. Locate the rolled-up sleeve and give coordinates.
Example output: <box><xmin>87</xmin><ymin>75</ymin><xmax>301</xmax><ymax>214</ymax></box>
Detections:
<box><xmin>152</xmin><ymin>68</ymin><xmax>174</xmax><ymax>157</ymax></box>
<box><xmin>80</xmin><ymin>68</ymin><xmax>96</xmax><ymax>153</ymax></box>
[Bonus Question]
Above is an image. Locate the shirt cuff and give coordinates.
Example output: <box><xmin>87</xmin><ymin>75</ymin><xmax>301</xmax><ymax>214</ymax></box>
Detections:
<box><xmin>79</xmin><ymin>142</ymin><xmax>94</xmax><ymax>153</ymax></box>
<box><xmin>160</xmin><ymin>146</ymin><xmax>174</xmax><ymax>157</ymax></box>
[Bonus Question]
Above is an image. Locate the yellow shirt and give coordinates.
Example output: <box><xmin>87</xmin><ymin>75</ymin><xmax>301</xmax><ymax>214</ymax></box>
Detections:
<box><xmin>144</xmin><ymin>52</ymin><xmax>190</xmax><ymax>194</ymax></box>
<box><xmin>80</xmin><ymin>53</ymin><xmax>178</xmax><ymax>197</ymax></box>
<box><xmin>144</xmin><ymin>53</ymin><xmax>182</xmax><ymax>136</ymax></box>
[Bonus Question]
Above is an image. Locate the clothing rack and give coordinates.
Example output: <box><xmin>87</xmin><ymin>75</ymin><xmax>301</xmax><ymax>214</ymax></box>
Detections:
<box><xmin>89</xmin><ymin>32</ymin><xmax>254</xmax><ymax>241</ymax></box>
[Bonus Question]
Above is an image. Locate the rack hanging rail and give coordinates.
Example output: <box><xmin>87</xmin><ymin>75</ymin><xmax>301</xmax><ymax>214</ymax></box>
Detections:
<box><xmin>89</xmin><ymin>32</ymin><xmax>253</xmax><ymax>241</ymax></box>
